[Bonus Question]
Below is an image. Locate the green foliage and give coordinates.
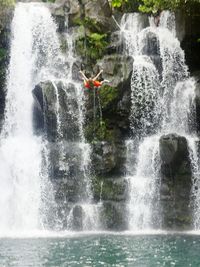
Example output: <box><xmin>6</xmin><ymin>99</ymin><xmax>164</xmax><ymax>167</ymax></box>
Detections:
<box><xmin>88</xmin><ymin>33</ymin><xmax>108</xmax><ymax>60</ymax></box>
<box><xmin>73</xmin><ymin>17</ymin><xmax>102</xmax><ymax>33</ymax></box>
<box><xmin>85</xmin><ymin>118</ymin><xmax>114</xmax><ymax>142</ymax></box>
<box><xmin>99</xmin><ymin>85</ymin><xmax>119</xmax><ymax>109</ymax></box>
<box><xmin>111</xmin><ymin>0</ymin><xmax>141</xmax><ymax>11</ymax></box>
<box><xmin>139</xmin><ymin>0</ymin><xmax>181</xmax><ymax>14</ymax></box>
<box><xmin>0</xmin><ymin>48</ymin><xmax>7</xmax><ymax>60</ymax></box>
<box><xmin>111</xmin><ymin>0</ymin><xmax>127</xmax><ymax>8</ymax></box>
<box><xmin>139</xmin><ymin>0</ymin><xmax>200</xmax><ymax>14</ymax></box>
<box><xmin>75</xmin><ymin>17</ymin><xmax>109</xmax><ymax>63</ymax></box>
<box><xmin>76</xmin><ymin>32</ymin><xmax>108</xmax><ymax>62</ymax></box>
<box><xmin>0</xmin><ymin>0</ymin><xmax>15</xmax><ymax>7</ymax></box>
<box><xmin>111</xmin><ymin>0</ymin><xmax>200</xmax><ymax>13</ymax></box>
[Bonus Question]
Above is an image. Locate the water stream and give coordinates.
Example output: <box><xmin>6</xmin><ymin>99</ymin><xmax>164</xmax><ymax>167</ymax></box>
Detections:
<box><xmin>0</xmin><ymin>2</ymin><xmax>99</xmax><ymax>234</ymax></box>
<box><xmin>121</xmin><ymin>11</ymin><xmax>199</xmax><ymax>231</ymax></box>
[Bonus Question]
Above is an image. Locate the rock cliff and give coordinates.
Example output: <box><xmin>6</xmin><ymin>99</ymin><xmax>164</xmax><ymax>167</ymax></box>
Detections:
<box><xmin>1</xmin><ymin>0</ymin><xmax>200</xmax><ymax>230</ymax></box>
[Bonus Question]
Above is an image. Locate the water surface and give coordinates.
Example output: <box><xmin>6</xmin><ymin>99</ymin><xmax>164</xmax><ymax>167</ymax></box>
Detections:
<box><xmin>0</xmin><ymin>233</ymin><xmax>200</xmax><ymax>266</ymax></box>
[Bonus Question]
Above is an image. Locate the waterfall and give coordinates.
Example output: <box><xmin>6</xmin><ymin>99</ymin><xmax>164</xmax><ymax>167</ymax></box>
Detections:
<box><xmin>0</xmin><ymin>3</ymin><xmax>49</xmax><ymax>234</ymax></box>
<box><xmin>121</xmin><ymin>11</ymin><xmax>199</xmax><ymax>231</ymax></box>
<box><xmin>0</xmin><ymin>2</ymin><xmax>99</xmax><ymax>234</ymax></box>
<box><xmin>53</xmin><ymin>25</ymin><xmax>101</xmax><ymax>231</ymax></box>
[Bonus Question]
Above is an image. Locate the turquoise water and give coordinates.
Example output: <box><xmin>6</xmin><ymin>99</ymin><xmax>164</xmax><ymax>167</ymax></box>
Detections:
<box><xmin>0</xmin><ymin>234</ymin><xmax>200</xmax><ymax>266</ymax></box>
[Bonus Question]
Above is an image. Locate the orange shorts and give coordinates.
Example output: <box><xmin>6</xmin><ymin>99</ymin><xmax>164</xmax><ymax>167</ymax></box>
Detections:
<box><xmin>84</xmin><ymin>80</ymin><xmax>102</xmax><ymax>89</ymax></box>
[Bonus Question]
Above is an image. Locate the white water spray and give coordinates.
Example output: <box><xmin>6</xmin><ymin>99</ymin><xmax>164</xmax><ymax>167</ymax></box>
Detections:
<box><xmin>0</xmin><ymin>3</ymin><xmax>51</xmax><ymax>234</ymax></box>
<box><xmin>121</xmin><ymin>11</ymin><xmax>199</xmax><ymax>231</ymax></box>
<box><xmin>0</xmin><ymin>2</ymin><xmax>100</xmax><ymax>234</ymax></box>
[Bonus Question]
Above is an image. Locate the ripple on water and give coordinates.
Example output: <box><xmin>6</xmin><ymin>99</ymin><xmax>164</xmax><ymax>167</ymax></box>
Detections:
<box><xmin>0</xmin><ymin>234</ymin><xmax>200</xmax><ymax>266</ymax></box>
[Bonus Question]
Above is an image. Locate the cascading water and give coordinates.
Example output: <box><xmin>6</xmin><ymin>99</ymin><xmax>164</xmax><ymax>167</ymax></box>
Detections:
<box><xmin>121</xmin><ymin>11</ymin><xmax>199</xmax><ymax>231</ymax></box>
<box><xmin>56</xmin><ymin>29</ymin><xmax>101</xmax><ymax>231</ymax></box>
<box><xmin>0</xmin><ymin>2</ymin><xmax>99</xmax><ymax>234</ymax></box>
<box><xmin>0</xmin><ymin>3</ymin><xmax>49</xmax><ymax>234</ymax></box>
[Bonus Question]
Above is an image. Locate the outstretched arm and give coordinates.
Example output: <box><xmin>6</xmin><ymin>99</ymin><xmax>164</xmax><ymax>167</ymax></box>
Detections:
<box><xmin>101</xmin><ymin>79</ymin><xmax>110</xmax><ymax>84</ymax></box>
<box><xmin>92</xmin><ymin>70</ymin><xmax>103</xmax><ymax>81</ymax></box>
<box><xmin>79</xmin><ymin>70</ymin><xmax>89</xmax><ymax>81</ymax></box>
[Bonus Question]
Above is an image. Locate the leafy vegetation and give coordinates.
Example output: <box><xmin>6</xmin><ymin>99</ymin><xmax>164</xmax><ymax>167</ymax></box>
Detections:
<box><xmin>111</xmin><ymin>0</ymin><xmax>200</xmax><ymax>13</ymax></box>
<box><xmin>0</xmin><ymin>0</ymin><xmax>15</xmax><ymax>7</ymax></box>
<box><xmin>75</xmin><ymin>17</ymin><xmax>109</xmax><ymax>63</ymax></box>
<box><xmin>76</xmin><ymin>32</ymin><xmax>108</xmax><ymax>62</ymax></box>
<box><xmin>111</xmin><ymin>0</ymin><xmax>141</xmax><ymax>11</ymax></box>
<box><xmin>73</xmin><ymin>17</ymin><xmax>103</xmax><ymax>33</ymax></box>
<box><xmin>0</xmin><ymin>48</ymin><xmax>7</xmax><ymax>61</ymax></box>
<box><xmin>99</xmin><ymin>85</ymin><xmax>119</xmax><ymax>110</ymax></box>
<box><xmin>139</xmin><ymin>0</ymin><xmax>200</xmax><ymax>14</ymax></box>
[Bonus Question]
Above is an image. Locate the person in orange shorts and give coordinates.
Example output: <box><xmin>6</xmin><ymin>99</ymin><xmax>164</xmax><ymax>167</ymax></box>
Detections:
<box><xmin>79</xmin><ymin>70</ymin><xmax>109</xmax><ymax>89</ymax></box>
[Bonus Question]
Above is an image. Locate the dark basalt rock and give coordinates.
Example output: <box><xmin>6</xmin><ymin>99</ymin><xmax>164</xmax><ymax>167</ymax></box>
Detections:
<box><xmin>194</xmin><ymin>72</ymin><xmax>200</xmax><ymax>135</ymax></box>
<box><xmin>159</xmin><ymin>133</ymin><xmax>190</xmax><ymax>176</ymax></box>
<box><xmin>33</xmin><ymin>81</ymin><xmax>80</xmax><ymax>141</ymax></box>
<box><xmin>140</xmin><ymin>29</ymin><xmax>162</xmax><ymax>75</ymax></box>
<box><xmin>71</xmin><ymin>205</ymin><xmax>83</xmax><ymax>231</ymax></box>
<box><xmin>159</xmin><ymin>133</ymin><xmax>193</xmax><ymax>230</ymax></box>
<box><xmin>48</xmin><ymin>141</ymin><xmax>92</xmax><ymax>201</ymax></box>
<box><xmin>101</xmin><ymin>201</ymin><xmax>127</xmax><ymax>230</ymax></box>
<box><xmin>97</xmin><ymin>54</ymin><xmax>133</xmax><ymax>89</ymax></box>
<box><xmin>92</xmin><ymin>177</ymin><xmax>128</xmax><ymax>202</ymax></box>
<box><xmin>0</xmin><ymin>7</ymin><xmax>13</xmax><ymax>130</ymax></box>
<box><xmin>91</xmin><ymin>141</ymin><xmax>126</xmax><ymax>176</ymax></box>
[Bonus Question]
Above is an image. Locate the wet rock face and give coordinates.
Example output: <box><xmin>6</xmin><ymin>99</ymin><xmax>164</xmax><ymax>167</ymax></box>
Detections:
<box><xmin>51</xmin><ymin>0</ymin><xmax>113</xmax><ymax>31</ymax></box>
<box><xmin>159</xmin><ymin>134</ymin><xmax>193</xmax><ymax>230</ymax></box>
<box><xmin>159</xmin><ymin>134</ymin><xmax>190</xmax><ymax>176</ymax></box>
<box><xmin>101</xmin><ymin>202</ymin><xmax>127</xmax><ymax>230</ymax></box>
<box><xmin>194</xmin><ymin>72</ymin><xmax>200</xmax><ymax>134</ymax></box>
<box><xmin>178</xmin><ymin>4</ymin><xmax>200</xmax><ymax>72</ymax></box>
<box><xmin>97</xmin><ymin>54</ymin><xmax>133</xmax><ymax>89</ymax></box>
<box><xmin>140</xmin><ymin>30</ymin><xmax>162</xmax><ymax>75</ymax></box>
<box><xmin>0</xmin><ymin>7</ymin><xmax>13</xmax><ymax>130</ymax></box>
<box><xmin>28</xmin><ymin>0</ymin><xmax>200</xmax><ymax>231</ymax></box>
<box><xmin>33</xmin><ymin>81</ymin><xmax>80</xmax><ymax>141</ymax></box>
<box><xmin>83</xmin><ymin>0</ymin><xmax>113</xmax><ymax>31</ymax></box>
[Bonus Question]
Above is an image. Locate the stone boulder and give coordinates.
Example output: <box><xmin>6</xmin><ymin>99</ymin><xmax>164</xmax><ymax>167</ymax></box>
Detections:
<box><xmin>0</xmin><ymin>7</ymin><xmax>13</xmax><ymax>130</ymax></box>
<box><xmin>83</xmin><ymin>0</ymin><xmax>113</xmax><ymax>32</ymax></box>
<box><xmin>140</xmin><ymin>29</ymin><xmax>162</xmax><ymax>75</ymax></box>
<box><xmin>97</xmin><ymin>54</ymin><xmax>133</xmax><ymax>88</ymax></box>
<box><xmin>159</xmin><ymin>133</ymin><xmax>193</xmax><ymax>230</ymax></box>
<box><xmin>51</xmin><ymin>0</ymin><xmax>81</xmax><ymax>30</ymax></box>
<box><xmin>193</xmin><ymin>72</ymin><xmax>200</xmax><ymax>135</ymax></box>
<box><xmin>92</xmin><ymin>177</ymin><xmax>128</xmax><ymax>202</ymax></box>
<box><xmin>91</xmin><ymin>141</ymin><xmax>126</xmax><ymax>175</ymax></box>
<box><xmin>159</xmin><ymin>133</ymin><xmax>190</xmax><ymax>176</ymax></box>
<box><xmin>51</xmin><ymin>0</ymin><xmax>113</xmax><ymax>31</ymax></box>
<box><xmin>101</xmin><ymin>201</ymin><xmax>127</xmax><ymax>230</ymax></box>
<box><xmin>33</xmin><ymin>81</ymin><xmax>80</xmax><ymax>141</ymax></box>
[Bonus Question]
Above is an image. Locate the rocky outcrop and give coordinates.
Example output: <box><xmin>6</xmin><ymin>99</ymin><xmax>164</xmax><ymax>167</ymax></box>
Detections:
<box><xmin>101</xmin><ymin>201</ymin><xmax>127</xmax><ymax>230</ymax></box>
<box><xmin>159</xmin><ymin>134</ymin><xmax>192</xmax><ymax>230</ymax></box>
<box><xmin>0</xmin><ymin>7</ymin><xmax>13</xmax><ymax>129</ymax></box>
<box><xmin>194</xmin><ymin>71</ymin><xmax>200</xmax><ymax>134</ymax></box>
<box><xmin>84</xmin><ymin>54</ymin><xmax>133</xmax><ymax>177</ymax></box>
<box><xmin>50</xmin><ymin>0</ymin><xmax>114</xmax><ymax>31</ymax></box>
<box><xmin>177</xmin><ymin>4</ymin><xmax>200</xmax><ymax>72</ymax></box>
<box><xmin>2</xmin><ymin>0</ymin><xmax>200</xmax><ymax>231</ymax></box>
<box><xmin>140</xmin><ymin>30</ymin><xmax>162</xmax><ymax>75</ymax></box>
<box><xmin>33</xmin><ymin>81</ymin><xmax>80</xmax><ymax>141</ymax></box>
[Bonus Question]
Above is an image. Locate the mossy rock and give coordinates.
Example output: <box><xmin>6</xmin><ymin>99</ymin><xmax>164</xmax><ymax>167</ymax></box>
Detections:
<box><xmin>99</xmin><ymin>85</ymin><xmax>119</xmax><ymax>110</ymax></box>
<box><xmin>75</xmin><ymin>32</ymin><xmax>108</xmax><ymax>63</ymax></box>
<box><xmin>84</xmin><ymin>119</ymin><xmax>116</xmax><ymax>142</ymax></box>
<box><xmin>92</xmin><ymin>176</ymin><xmax>127</xmax><ymax>202</ymax></box>
<box><xmin>101</xmin><ymin>201</ymin><xmax>127</xmax><ymax>230</ymax></box>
